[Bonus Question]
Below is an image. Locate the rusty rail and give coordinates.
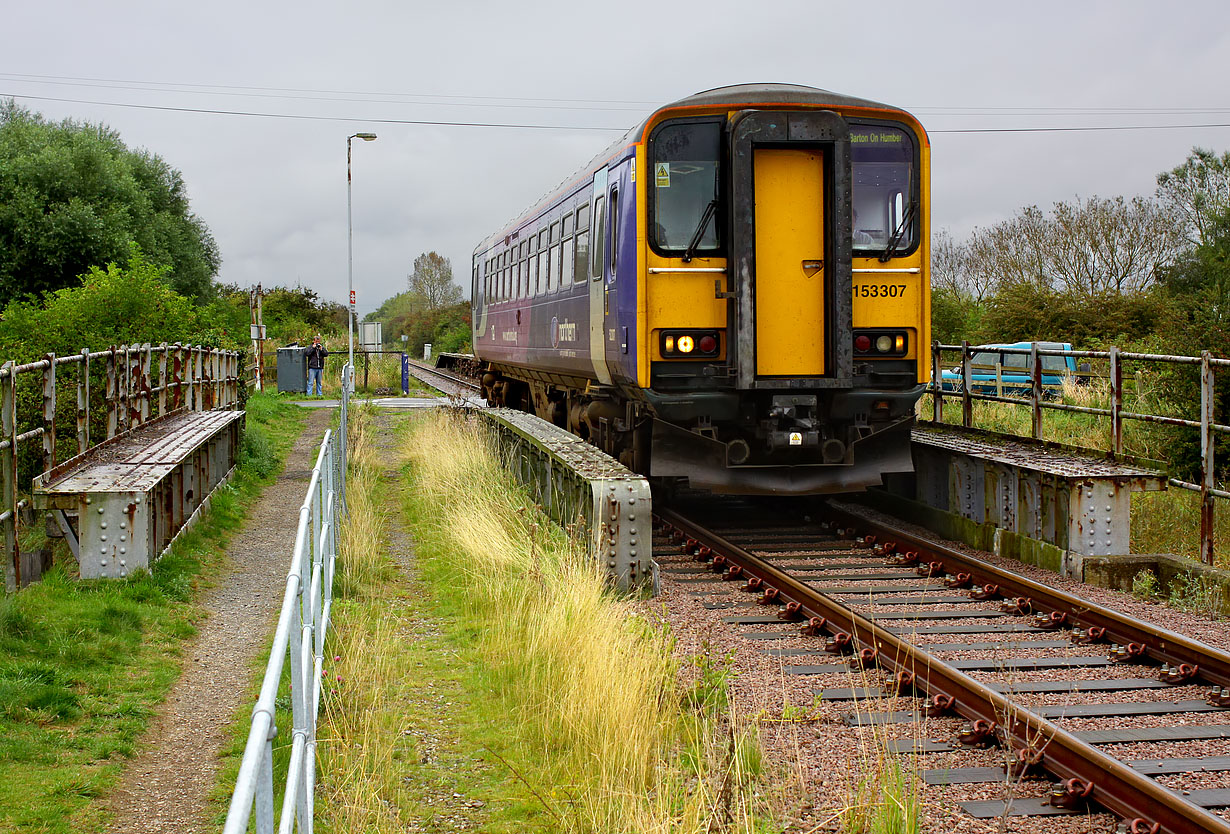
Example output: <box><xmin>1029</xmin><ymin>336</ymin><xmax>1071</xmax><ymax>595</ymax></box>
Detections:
<box><xmin>657</xmin><ymin>506</ymin><xmax>1230</xmax><ymax>834</ymax></box>
<box><xmin>929</xmin><ymin>342</ymin><xmax>1228</xmax><ymax>565</ymax></box>
<box><xmin>1</xmin><ymin>343</ymin><xmax>241</xmax><ymax>590</ymax></box>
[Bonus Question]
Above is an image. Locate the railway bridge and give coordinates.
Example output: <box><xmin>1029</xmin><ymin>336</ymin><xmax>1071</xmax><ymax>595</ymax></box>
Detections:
<box><xmin>2</xmin><ymin>342</ymin><xmax>1228</xmax><ymax>834</ymax></box>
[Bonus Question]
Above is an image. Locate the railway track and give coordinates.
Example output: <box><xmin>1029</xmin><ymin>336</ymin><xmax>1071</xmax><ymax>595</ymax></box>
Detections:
<box><xmin>655</xmin><ymin>497</ymin><xmax>1230</xmax><ymax>834</ymax></box>
<box><xmin>403</xmin><ymin>358</ymin><xmax>482</xmax><ymax>399</ymax></box>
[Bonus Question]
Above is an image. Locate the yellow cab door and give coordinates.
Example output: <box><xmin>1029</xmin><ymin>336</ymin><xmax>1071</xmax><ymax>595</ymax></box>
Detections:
<box><xmin>753</xmin><ymin>148</ymin><xmax>826</xmax><ymax>377</ymax></box>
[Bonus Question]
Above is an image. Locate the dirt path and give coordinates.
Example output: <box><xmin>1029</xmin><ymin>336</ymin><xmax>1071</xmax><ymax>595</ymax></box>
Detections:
<box><xmin>106</xmin><ymin>407</ymin><xmax>334</xmax><ymax>834</ymax></box>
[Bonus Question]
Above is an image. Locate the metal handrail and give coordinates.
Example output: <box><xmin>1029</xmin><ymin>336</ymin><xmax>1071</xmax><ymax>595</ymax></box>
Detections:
<box><xmin>223</xmin><ymin>362</ymin><xmax>350</xmax><ymax>834</ymax></box>
<box><xmin>928</xmin><ymin>340</ymin><xmax>1224</xmax><ymax>564</ymax></box>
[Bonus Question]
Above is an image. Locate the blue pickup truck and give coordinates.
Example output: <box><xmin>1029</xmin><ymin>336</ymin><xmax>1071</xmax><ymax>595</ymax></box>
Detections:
<box><xmin>938</xmin><ymin>341</ymin><xmax>1082</xmax><ymax>395</ymax></box>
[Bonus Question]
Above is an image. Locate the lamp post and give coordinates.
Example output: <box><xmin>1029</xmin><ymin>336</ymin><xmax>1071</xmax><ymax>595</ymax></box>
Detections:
<box><xmin>347</xmin><ymin>132</ymin><xmax>377</xmax><ymax>393</ymax></box>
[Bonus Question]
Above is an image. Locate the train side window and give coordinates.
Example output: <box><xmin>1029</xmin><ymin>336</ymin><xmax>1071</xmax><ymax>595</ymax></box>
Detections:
<box><xmin>574</xmin><ymin>229</ymin><xmax>589</xmax><ymax>282</ymax></box>
<box><xmin>609</xmin><ymin>188</ymin><xmax>619</xmax><ymax>275</ymax></box>
<box><xmin>550</xmin><ymin>221</ymin><xmax>561</xmax><ymax>291</ymax></box>
<box><xmin>520</xmin><ymin>242</ymin><xmax>529</xmax><ymax>297</ymax></box>
<box><xmin>563</xmin><ymin>211</ymin><xmax>574</xmax><ymax>238</ymax></box>
<box><xmin>576</xmin><ymin>203</ymin><xmax>590</xmax><ymax>232</ymax></box>
<box><xmin>562</xmin><ymin>236</ymin><xmax>574</xmax><ymax>284</ymax></box>
<box><xmin>538</xmin><ymin>230</ymin><xmax>549</xmax><ymax>294</ymax></box>
<box><xmin>591</xmin><ymin>196</ymin><xmax>605</xmax><ymax>279</ymax></box>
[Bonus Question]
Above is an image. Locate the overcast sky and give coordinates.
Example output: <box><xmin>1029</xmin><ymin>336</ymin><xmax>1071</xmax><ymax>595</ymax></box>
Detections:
<box><xmin>7</xmin><ymin>0</ymin><xmax>1230</xmax><ymax>316</ymax></box>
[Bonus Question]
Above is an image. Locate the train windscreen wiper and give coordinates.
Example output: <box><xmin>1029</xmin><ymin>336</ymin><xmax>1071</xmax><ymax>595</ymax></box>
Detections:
<box><xmin>878</xmin><ymin>200</ymin><xmax>917</xmax><ymax>263</ymax></box>
<box><xmin>682</xmin><ymin>198</ymin><xmax>719</xmax><ymax>263</ymax></box>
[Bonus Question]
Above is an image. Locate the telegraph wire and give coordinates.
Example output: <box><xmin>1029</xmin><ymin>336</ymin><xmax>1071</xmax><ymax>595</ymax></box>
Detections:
<box><xmin>0</xmin><ymin>93</ymin><xmax>630</xmax><ymax>131</ymax></box>
<box><xmin>5</xmin><ymin>91</ymin><xmax>1230</xmax><ymax>135</ymax></box>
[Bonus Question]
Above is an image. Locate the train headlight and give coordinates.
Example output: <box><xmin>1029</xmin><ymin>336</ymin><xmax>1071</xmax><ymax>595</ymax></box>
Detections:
<box><xmin>875</xmin><ymin>335</ymin><xmax>893</xmax><ymax>353</ymax></box>
<box><xmin>659</xmin><ymin>330</ymin><xmax>720</xmax><ymax>358</ymax></box>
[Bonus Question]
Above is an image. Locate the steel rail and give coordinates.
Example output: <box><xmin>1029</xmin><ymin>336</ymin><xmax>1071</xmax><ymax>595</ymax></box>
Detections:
<box><xmin>823</xmin><ymin>504</ymin><xmax>1230</xmax><ymax>690</ymax></box>
<box><xmin>657</xmin><ymin>506</ymin><xmax>1230</xmax><ymax>834</ymax></box>
<box><xmin>403</xmin><ymin>360</ymin><xmax>482</xmax><ymax>395</ymax></box>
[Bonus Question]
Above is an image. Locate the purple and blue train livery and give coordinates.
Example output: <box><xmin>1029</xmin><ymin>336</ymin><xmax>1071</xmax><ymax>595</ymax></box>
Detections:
<box><xmin>472</xmin><ymin>83</ymin><xmax>931</xmax><ymax>495</ymax></box>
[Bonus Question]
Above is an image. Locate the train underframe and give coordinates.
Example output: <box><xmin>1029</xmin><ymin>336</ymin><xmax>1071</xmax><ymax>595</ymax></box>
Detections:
<box><xmin>479</xmin><ymin>365</ymin><xmax>921</xmax><ymax>495</ymax></box>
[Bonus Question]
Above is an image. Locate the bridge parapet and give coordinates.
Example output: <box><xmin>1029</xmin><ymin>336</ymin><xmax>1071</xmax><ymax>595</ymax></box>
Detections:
<box><xmin>475</xmin><ymin>407</ymin><xmax>652</xmax><ymax>592</ymax></box>
<box><xmin>2</xmin><ymin>343</ymin><xmax>241</xmax><ymax>589</ymax></box>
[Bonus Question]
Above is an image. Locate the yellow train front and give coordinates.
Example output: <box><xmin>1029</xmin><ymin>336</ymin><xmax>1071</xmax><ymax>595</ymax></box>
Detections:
<box><xmin>473</xmin><ymin>83</ymin><xmax>930</xmax><ymax>494</ymax></box>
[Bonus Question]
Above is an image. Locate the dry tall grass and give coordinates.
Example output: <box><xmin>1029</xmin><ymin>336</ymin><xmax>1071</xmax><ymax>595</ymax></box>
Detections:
<box><xmin>402</xmin><ymin>409</ymin><xmax>770</xmax><ymax>833</ymax></box>
<box><xmin>314</xmin><ymin>407</ymin><xmax>416</xmax><ymax>832</ymax></box>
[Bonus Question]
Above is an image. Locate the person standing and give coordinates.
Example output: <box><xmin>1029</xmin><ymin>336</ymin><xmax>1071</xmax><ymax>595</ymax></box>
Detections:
<box><xmin>305</xmin><ymin>335</ymin><xmax>329</xmax><ymax>396</ymax></box>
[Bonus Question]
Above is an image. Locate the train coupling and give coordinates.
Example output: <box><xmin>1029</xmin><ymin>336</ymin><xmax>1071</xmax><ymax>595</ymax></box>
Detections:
<box><xmin>764</xmin><ymin>394</ymin><xmax>819</xmax><ymax>451</ymax></box>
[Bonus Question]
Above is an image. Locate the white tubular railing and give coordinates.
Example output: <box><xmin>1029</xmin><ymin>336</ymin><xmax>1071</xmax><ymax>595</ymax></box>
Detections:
<box><xmin>224</xmin><ymin>362</ymin><xmax>350</xmax><ymax>834</ymax></box>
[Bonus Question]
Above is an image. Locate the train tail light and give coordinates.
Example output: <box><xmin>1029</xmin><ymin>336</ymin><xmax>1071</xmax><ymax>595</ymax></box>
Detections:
<box><xmin>854</xmin><ymin>330</ymin><xmax>908</xmax><ymax>357</ymax></box>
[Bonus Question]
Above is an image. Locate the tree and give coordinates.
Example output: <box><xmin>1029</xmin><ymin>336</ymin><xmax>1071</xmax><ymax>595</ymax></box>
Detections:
<box><xmin>932</xmin><ymin>229</ymin><xmax>994</xmax><ymax>302</ymax></box>
<box><xmin>0</xmin><ymin>100</ymin><xmax>220</xmax><ymax>305</ymax></box>
<box><xmin>0</xmin><ymin>244</ymin><xmax>211</xmax><ymax>362</ymax></box>
<box><xmin>1156</xmin><ymin>147</ymin><xmax>1230</xmax><ymax>247</ymax></box>
<box><xmin>407</xmin><ymin>251</ymin><xmax>462</xmax><ymax>310</ymax></box>
<box><xmin>965</xmin><ymin>196</ymin><xmax>1184</xmax><ymax>298</ymax></box>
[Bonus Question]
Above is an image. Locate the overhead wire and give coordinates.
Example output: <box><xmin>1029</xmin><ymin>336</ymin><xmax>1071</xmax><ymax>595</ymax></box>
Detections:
<box><xmin>2</xmin><ymin>78</ymin><xmax>1230</xmax><ymax>134</ymax></box>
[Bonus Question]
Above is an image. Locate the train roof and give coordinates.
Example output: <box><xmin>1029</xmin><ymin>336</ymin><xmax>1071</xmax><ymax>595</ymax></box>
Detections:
<box><xmin>652</xmin><ymin>83</ymin><xmax>899</xmax><ymax>120</ymax></box>
<box><xmin>475</xmin><ymin>83</ymin><xmax>918</xmax><ymax>256</ymax></box>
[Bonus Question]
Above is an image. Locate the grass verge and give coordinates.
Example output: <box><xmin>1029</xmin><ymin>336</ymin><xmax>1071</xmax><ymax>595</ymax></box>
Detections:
<box><xmin>0</xmin><ymin>390</ymin><xmax>304</xmax><ymax>834</ymax></box>
<box><xmin>314</xmin><ymin>407</ymin><xmax>776</xmax><ymax>833</ymax></box>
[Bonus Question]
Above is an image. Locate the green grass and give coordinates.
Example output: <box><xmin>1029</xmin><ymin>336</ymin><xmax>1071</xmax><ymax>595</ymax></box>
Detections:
<box><xmin>0</xmin><ymin>390</ymin><xmax>304</xmax><ymax>833</ymax></box>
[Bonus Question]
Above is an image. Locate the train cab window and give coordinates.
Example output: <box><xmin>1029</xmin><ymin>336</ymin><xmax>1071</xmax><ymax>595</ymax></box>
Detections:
<box><xmin>650</xmin><ymin>121</ymin><xmax>721</xmax><ymax>255</ymax></box>
<box><xmin>591</xmin><ymin>196</ymin><xmax>605</xmax><ymax>278</ymax></box>
<box><xmin>850</xmin><ymin>124</ymin><xmax>918</xmax><ymax>256</ymax></box>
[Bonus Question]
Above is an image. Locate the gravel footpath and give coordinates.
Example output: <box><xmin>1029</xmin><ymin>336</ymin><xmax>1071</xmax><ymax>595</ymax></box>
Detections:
<box><xmin>105</xmin><ymin>407</ymin><xmax>332</xmax><ymax>833</ymax></box>
<box><xmin>648</xmin><ymin>502</ymin><xmax>1230</xmax><ymax>833</ymax></box>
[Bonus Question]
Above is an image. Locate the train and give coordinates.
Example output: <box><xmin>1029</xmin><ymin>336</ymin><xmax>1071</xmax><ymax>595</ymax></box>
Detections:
<box><xmin>470</xmin><ymin>83</ymin><xmax>930</xmax><ymax>494</ymax></box>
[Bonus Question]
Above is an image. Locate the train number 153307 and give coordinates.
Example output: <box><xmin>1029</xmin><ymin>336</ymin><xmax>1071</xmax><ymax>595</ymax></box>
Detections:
<box><xmin>855</xmin><ymin>283</ymin><xmax>908</xmax><ymax>298</ymax></box>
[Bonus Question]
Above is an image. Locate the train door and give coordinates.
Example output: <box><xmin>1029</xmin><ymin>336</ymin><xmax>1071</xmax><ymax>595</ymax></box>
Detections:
<box><xmin>729</xmin><ymin>110</ymin><xmax>852</xmax><ymax>390</ymax></box>
<box><xmin>753</xmin><ymin>148</ymin><xmax>825</xmax><ymax>376</ymax></box>
<box><xmin>588</xmin><ymin>169</ymin><xmax>613</xmax><ymax>385</ymax></box>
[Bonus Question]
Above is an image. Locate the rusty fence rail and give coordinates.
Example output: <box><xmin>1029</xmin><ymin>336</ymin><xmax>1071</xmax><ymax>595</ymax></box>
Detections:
<box><xmin>1</xmin><ymin>343</ymin><xmax>242</xmax><ymax>590</ymax></box>
<box><xmin>928</xmin><ymin>341</ymin><xmax>1229</xmax><ymax>563</ymax></box>
<box><xmin>223</xmin><ymin>363</ymin><xmax>350</xmax><ymax>834</ymax></box>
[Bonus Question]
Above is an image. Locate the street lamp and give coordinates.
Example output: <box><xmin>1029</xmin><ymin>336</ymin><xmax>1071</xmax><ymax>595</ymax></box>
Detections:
<box><xmin>347</xmin><ymin>132</ymin><xmax>377</xmax><ymax>392</ymax></box>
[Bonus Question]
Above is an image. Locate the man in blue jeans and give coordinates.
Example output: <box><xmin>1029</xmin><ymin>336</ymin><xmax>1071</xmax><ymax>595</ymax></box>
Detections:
<box><xmin>305</xmin><ymin>335</ymin><xmax>329</xmax><ymax>396</ymax></box>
